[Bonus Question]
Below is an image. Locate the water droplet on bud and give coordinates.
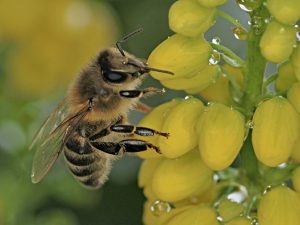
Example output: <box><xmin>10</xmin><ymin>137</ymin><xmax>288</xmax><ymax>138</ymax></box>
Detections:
<box><xmin>212</xmin><ymin>37</ymin><xmax>221</xmax><ymax>45</ymax></box>
<box><xmin>236</xmin><ymin>0</ymin><xmax>260</xmax><ymax>11</ymax></box>
<box><xmin>263</xmin><ymin>185</ymin><xmax>273</xmax><ymax>194</ymax></box>
<box><xmin>209</xmin><ymin>50</ymin><xmax>221</xmax><ymax>65</ymax></box>
<box><xmin>232</xmin><ymin>27</ymin><xmax>248</xmax><ymax>40</ymax></box>
<box><xmin>150</xmin><ymin>200</ymin><xmax>171</xmax><ymax>216</ymax></box>
<box><xmin>227</xmin><ymin>185</ymin><xmax>248</xmax><ymax>203</ymax></box>
<box><xmin>251</xmin><ymin>218</ymin><xmax>259</xmax><ymax>225</ymax></box>
<box><xmin>264</xmin><ymin>18</ymin><xmax>270</xmax><ymax>24</ymax></box>
<box><xmin>246</xmin><ymin>120</ymin><xmax>254</xmax><ymax>129</ymax></box>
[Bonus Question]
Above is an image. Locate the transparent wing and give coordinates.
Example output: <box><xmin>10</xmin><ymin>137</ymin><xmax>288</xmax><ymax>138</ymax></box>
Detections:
<box><xmin>31</xmin><ymin>99</ymin><xmax>91</xmax><ymax>183</ymax></box>
<box><xmin>30</xmin><ymin>99</ymin><xmax>68</xmax><ymax>151</ymax></box>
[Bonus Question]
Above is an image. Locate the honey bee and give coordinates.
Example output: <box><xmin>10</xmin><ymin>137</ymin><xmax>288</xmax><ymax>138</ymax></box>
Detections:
<box><xmin>30</xmin><ymin>29</ymin><xmax>172</xmax><ymax>189</ymax></box>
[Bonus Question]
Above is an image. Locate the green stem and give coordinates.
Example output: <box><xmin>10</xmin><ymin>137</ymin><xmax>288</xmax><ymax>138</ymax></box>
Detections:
<box><xmin>210</xmin><ymin>43</ymin><xmax>245</xmax><ymax>67</ymax></box>
<box><xmin>242</xmin><ymin>28</ymin><xmax>267</xmax><ymax>116</ymax></box>
<box><xmin>240</xmin><ymin>134</ymin><xmax>259</xmax><ymax>182</ymax></box>
<box><xmin>216</xmin><ymin>10</ymin><xmax>247</xmax><ymax>31</ymax></box>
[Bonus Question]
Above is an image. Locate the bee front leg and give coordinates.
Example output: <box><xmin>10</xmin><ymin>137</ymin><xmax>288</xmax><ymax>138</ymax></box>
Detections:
<box><xmin>90</xmin><ymin>139</ymin><xmax>161</xmax><ymax>155</ymax></box>
<box><xmin>119</xmin><ymin>87</ymin><xmax>165</xmax><ymax>98</ymax></box>
<box><xmin>110</xmin><ymin>125</ymin><xmax>169</xmax><ymax>138</ymax></box>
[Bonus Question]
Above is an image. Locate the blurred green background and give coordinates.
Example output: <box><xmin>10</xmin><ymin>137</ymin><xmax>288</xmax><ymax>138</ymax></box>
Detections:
<box><xmin>0</xmin><ymin>0</ymin><xmax>247</xmax><ymax>224</ymax></box>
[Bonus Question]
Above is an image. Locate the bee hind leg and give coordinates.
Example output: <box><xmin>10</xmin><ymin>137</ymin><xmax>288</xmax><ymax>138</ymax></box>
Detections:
<box><xmin>90</xmin><ymin>139</ymin><xmax>161</xmax><ymax>155</ymax></box>
<box><xmin>119</xmin><ymin>87</ymin><xmax>165</xmax><ymax>98</ymax></box>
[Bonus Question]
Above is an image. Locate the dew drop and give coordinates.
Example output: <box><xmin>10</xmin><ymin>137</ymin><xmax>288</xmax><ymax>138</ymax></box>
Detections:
<box><xmin>217</xmin><ymin>216</ymin><xmax>223</xmax><ymax>222</ymax></box>
<box><xmin>227</xmin><ymin>185</ymin><xmax>248</xmax><ymax>203</ymax></box>
<box><xmin>212</xmin><ymin>37</ymin><xmax>221</xmax><ymax>45</ymax></box>
<box><xmin>213</xmin><ymin>173</ymin><xmax>221</xmax><ymax>182</ymax></box>
<box><xmin>246</xmin><ymin>120</ymin><xmax>254</xmax><ymax>129</ymax></box>
<box><xmin>237</xmin><ymin>2</ymin><xmax>253</xmax><ymax>12</ymax></box>
<box><xmin>232</xmin><ymin>27</ymin><xmax>248</xmax><ymax>40</ymax></box>
<box><xmin>150</xmin><ymin>200</ymin><xmax>171</xmax><ymax>217</ymax></box>
<box><xmin>264</xmin><ymin>18</ymin><xmax>270</xmax><ymax>24</ymax></box>
<box><xmin>263</xmin><ymin>185</ymin><xmax>272</xmax><ymax>194</ymax></box>
<box><xmin>209</xmin><ymin>50</ymin><xmax>221</xmax><ymax>65</ymax></box>
<box><xmin>251</xmin><ymin>218</ymin><xmax>259</xmax><ymax>225</ymax></box>
<box><xmin>236</xmin><ymin>0</ymin><xmax>260</xmax><ymax>12</ymax></box>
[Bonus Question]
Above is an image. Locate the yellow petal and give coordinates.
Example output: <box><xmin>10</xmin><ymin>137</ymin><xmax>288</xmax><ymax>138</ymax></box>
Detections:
<box><xmin>291</xmin><ymin>45</ymin><xmax>300</xmax><ymax>81</ymax></box>
<box><xmin>159</xmin><ymin>96</ymin><xmax>204</xmax><ymax>158</ymax></box>
<box><xmin>275</xmin><ymin>61</ymin><xmax>297</xmax><ymax>92</ymax></box>
<box><xmin>161</xmin><ymin>64</ymin><xmax>219</xmax><ymax>91</ymax></box>
<box><xmin>267</xmin><ymin>0</ymin><xmax>300</xmax><ymax>25</ymax></box>
<box><xmin>135</xmin><ymin>99</ymin><xmax>181</xmax><ymax>159</ymax></box>
<box><xmin>259</xmin><ymin>21</ymin><xmax>297</xmax><ymax>63</ymax></box>
<box><xmin>151</xmin><ymin>150</ymin><xmax>213</xmax><ymax>202</ymax></box>
<box><xmin>169</xmin><ymin>0</ymin><xmax>216</xmax><ymax>37</ymax></box>
<box><xmin>148</xmin><ymin>34</ymin><xmax>211</xmax><ymax>80</ymax></box>
<box><xmin>225</xmin><ymin>217</ymin><xmax>252</xmax><ymax>225</ymax></box>
<box><xmin>252</xmin><ymin>97</ymin><xmax>300</xmax><ymax>167</ymax></box>
<box><xmin>258</xmin><ymin>186</ymin><xmax>300</xmax><ymax>225</ymax></box>
<box><xmin>197</xmin><ymin>103</ymin><xmax>245</xmax><ymax>170</ymax></box>
<box><xmin>165</xmin><ymin>205</ymin><xmax>219</xmax><ymax>225</ymax></box>
<box><xmin>287</xmin><ymin>82</ymin><xmax>300</xmax><ymax>113</ymax></box>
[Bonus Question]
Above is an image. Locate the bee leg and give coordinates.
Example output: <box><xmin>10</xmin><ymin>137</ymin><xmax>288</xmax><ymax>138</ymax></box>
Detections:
<box><xmin>134</xmin><ymin>101</ymin><xmax>152</xmax><ymax>113</ymax></box>
<box><xmin>110</xmin><ymin>125</ymin><xmax>169</xmax><ymax>138</ymax></box>
<box><xmin>119</xmin><ymin>87</ymin><xmax>165</xmax><ymax>98</ymax></box>
<box><xmin>90</xmin><ymin>139</ymin><xmax>161</xmax><ymax>155</ymax></box>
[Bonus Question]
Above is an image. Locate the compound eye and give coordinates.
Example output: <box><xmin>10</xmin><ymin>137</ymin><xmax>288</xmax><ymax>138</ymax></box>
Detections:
<box><xmin>102</xmin><ymin>70</ymin><xmax>128</xmax><ymax>83</ymax></box>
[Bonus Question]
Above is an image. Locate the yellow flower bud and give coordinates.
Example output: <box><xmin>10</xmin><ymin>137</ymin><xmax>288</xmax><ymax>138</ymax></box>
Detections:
<box><xmin>143</xmin><ymin>201</ymin><xmax>192</xmax><ymax>225</ymax></box>
<box><xmin>222</xmin><ymin>64</ymin><xmax>244</xmax><ymax>90</ymax></box>
<box><xmin>259</xmin><ymin>20</ymin><xmax>297</xmax><ymax>63</ymax></box>
<box><xmin>160</xmin><ymin>64</ymin><xmax>219</xmax><ymax>91</ymax></box>
<box><xmin>287</xmin><ymin>82</ymin><xmax>300</xmax><ymax>113</ymax></box>
<box><xmin>252</xmin><ymin>97</ymin><xmax>300</xmax><ymax>167</ymax></box>
<box><xmin>138</xmin><ymin>158</ymin><xmax>162</xmax><ymax>188</ymax></box>
<box><xmin>193</xmin><ymin>75</ymin><xmax>232</xmax><ymax>105</ymax></box>
<box><xmin>135</xmin><ymin>99</ymin><xmax>181</xmax><ymax>159</ymax></box>
<box><xmin>151</xmin><ymin>150</ymin><xmax>213</xmax><ymax>202</ymax></box>
<box><xmin>169</xmin><ymin>0</ymin><xmax>216</xmax><ymax>37</ymax></box>
<box><xmin>258</xmin><ymin>186</ymin><xmax>300</xmax><ymax>225</ymax></box>
<box><xmin>292</xmin><ymin>167</ymin><xmax>300</xmax><ymax>193</ymax></box>
<box><xmin>275</xmin><ymin>61</ymin><xmax>297</xmax><ymax>92</ymax></box>
<box><xmin>148</xmin><ymin>34</ymin><xmax>212</xmax><ymax>80</ymax></box>
<box><xmin>225</xmin><ymin>217</ymin><xmax>252</xmax><ymax>225</ymax></box>
<box><xmin>291</xmin><ymin>45</ymin><xmax>300</xmax><ymax>81</ymax></box>
<box><xmin>291</xmin><ymin>135</ymin><xmax>300</xmax><ymax>163</ymax></box>
<box><xmin>197</xmin><ymin>0</ymin><xmax>228</xmax><ymax>8</ymax></box>
<box><xmin>165</xmin><ymin>204</ymin><xmax>219</xmax><ymax>225</ymax></box>
<box><xmin>197</xmin><ymin>103</ymin><xmax>245</xmax><ymax>170</ymax></box>
<box><xmin>174</xmin><ymin>183</ymin><xmax>218</xmax><ymax>208</ymax></box>
<box><xmin>267</xmin><ymin>0</ymin><xmax>300</xmax><ymax>25</ymax></box>
<box><xmin>218</xmin><ymin>199</ymin><xmax>244</xmax><ymax>222</ymax></box>
<box><xmin>159</xmin><ymin>97</ymin><xmax>204</xmax><ymax>158</ymax></box>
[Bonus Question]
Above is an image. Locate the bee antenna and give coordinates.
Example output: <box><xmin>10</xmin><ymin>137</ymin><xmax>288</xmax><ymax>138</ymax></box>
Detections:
<box><xmin>116</xmin><ymin>28</ymin><xmax>144</xmax><ymax>57</ymax></box>
<box><xmin>144</xmin><ymin>66</ymin><xmax>174</xmax><ymax>75</ymax></box>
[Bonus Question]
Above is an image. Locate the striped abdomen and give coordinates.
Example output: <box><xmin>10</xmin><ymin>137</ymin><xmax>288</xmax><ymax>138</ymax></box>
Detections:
<box><xmin>64</xmin><ymin>136</ymin><xmax>111</xmax><ymax>189</ymax></box>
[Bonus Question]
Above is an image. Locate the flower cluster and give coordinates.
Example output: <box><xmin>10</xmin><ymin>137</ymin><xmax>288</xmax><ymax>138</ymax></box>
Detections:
<box><xmin>137</xmin><ymin>0</ymin><xmax>300</xmax><ymax>224</ymax></box>
<box><xmin>0</xmin><ymin>0</ymin><xmax>118</xmax><ymax>97</ymax></box>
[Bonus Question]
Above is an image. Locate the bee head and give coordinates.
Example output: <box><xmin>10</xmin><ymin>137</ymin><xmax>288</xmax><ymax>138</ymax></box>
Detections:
<box><xmin>97</xmin><ymin>48</ymin><xmax>148</xmax><ymax>84</ymax></box>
